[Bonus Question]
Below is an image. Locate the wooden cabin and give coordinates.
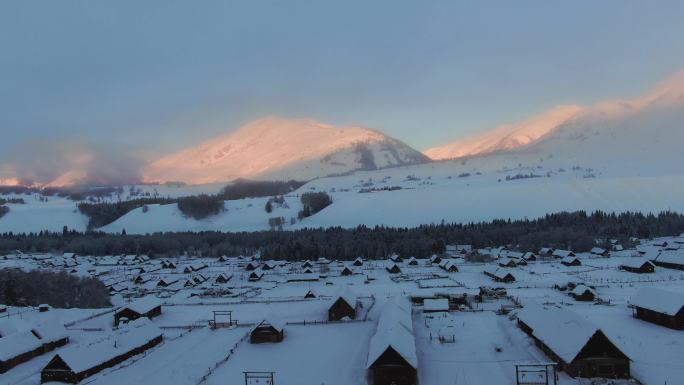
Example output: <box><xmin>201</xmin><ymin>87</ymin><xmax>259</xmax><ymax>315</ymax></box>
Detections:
<box><xmin>114</xmin><ymin>297</ymin><xmax>162</xmax><ymax>326</ymax></box>
<box><xmin>569</xmin><ymin>285</ymin><xmax>596</xmax><ymax>302</ymax></box>
<box><xmin>41</xmin><ymin>318</ymin><xmax>162</xmax><ymax>383</ymax></box>
<box><xmin>561</xmin><ymin>256</ymin><xmax>582</xmax><ymax>266</ymax></box>
<box><xmin>406</xmin><ymin>257</ymin><xmax>418</xmax><ymax>266</ymax></box>
<box><xmin>429</xmin><ymin>254</ymin><xmax>442</xmax><ymax>264</ymax></box>
<box><xmin>0</xmin><ymin>322</ymin><xmax>68</xmax><ymax>374</ymax></box>
<box><xmin>244</xmin><ymin>261</ymin><xmax>259</xmax><ymax>271</ymax></box>
<box><xmin>653</xmin><ymin>250</ymin><xmax>684</xmax><ymax>271</ymax></box>
<box><xmin>517</xmin><ymin>304</ymin><xmax>630</xmax><ymax>379</ymax></box>
<box><xmin>483</xmin><ymin>267</ymin><xmax>515</xmax><ymax>283</ymax></box>
<box><xmin>366</xmin><ymin>297</ymin><xmax>417</xmax><ymax>385</ymax></box>
<box><xmin>215</xmin><ymin>273</ymin><xmax>232</xmax><ymax>284</ymax></box>
<box><xmin>619</xmin><ymin>258</ymin><xmax>655</xmax><ymax>273</ymax></box>
<box><xmin>328</xmin><ymin>291</ymin><xmax>357</xmax><ymax>321</ymax></box>
<box><xmin>386</xmin><ymin>263</ymin><xmax>402</xmax><ymax>274</ymax></box>
<box><xmin>554</xmin><ymin>250</ymin><xmax>576</xmax><ymax>259</ymax></box>
<box><xmin>630</xmin><ymin>288</ymin><xmax>684</xmax><ymax>329</ymax></box>
<box><xmin>389</xmin><ymin>254</ymin><xmax>403</xmax><ymax>263</ymax></box>
<box><xmin>353</xmin><ymin>257</ymin><xmax>364</xmax><ymax>266</ymax></box>
<box><xmin>248</xmin><ymin>270</ymin><xmax>265</xmax><ymax>282</ymax></box>
<box><xmin>590</xmin><ymin>247</ymin><xmax>609</xmax><ymax>257</ymax></box>
<box><xmin>249</xmin><ymin>319</ymin><xmax>284</xmax><ymax>344</ymax></box>
<box><xmin>341</xmin><ymin>266</ymin><xmax>354</xmax><ymax>276</ymax></box>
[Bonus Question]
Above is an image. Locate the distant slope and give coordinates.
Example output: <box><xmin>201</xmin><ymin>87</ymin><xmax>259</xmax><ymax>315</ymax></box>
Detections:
<box><xmin>424</xmin><ymin>105</ymin><xmax>584</xmax><ymax>160</ymax></box>
<box><xmin>425</xmin><ymin>69</ymin><xmax>684</xmax><ymax>163</ymax></box>
<box><xmin>143</xmin><ymin>117</ymin><xmax>428</xmax><ymax>185</ymax></box>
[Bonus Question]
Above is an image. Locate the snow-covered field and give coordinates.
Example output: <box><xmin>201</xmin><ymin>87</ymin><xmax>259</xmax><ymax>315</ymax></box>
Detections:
<box><xmin>1</xmin><ymin>239</ymin><xmax>683</xmax><ymax>385</ymax></box>
<box><xmin>3</xmin><ymin>159</ymin><xmax>684</xmax><ymax>235</ymax></box>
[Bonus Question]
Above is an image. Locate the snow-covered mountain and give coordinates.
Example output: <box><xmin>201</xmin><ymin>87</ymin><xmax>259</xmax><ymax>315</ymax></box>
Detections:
<box><xmin>424</xmin><ymin>105</ymin><xmax>584</xmax><ymax>160</ymax></box>
<box><xmin>425</xmin><ymin>69</ymin><xmax>684</xmax><ymax>165</ymax></box>
<box><xmin>449</xmin><ymin>69</ymin><xmax>684</xmax><ymax>177</ymax></box>
<box><xmin>143</xmin><ymin>117</ymin><xmax>429</xmax><ymax>185</ymax></box>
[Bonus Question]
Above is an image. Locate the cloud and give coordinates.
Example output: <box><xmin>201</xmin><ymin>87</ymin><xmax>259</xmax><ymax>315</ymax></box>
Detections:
<box><xmin>4</xmin><ymin>139</ymin><xmax>143</xmax><ymax>186</ymax></box>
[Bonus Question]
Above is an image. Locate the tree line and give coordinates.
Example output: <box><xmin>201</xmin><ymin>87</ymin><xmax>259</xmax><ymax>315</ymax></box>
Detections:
<box><xmin>1</xmin><ymin>268</ymin><xmax>111</xmax><ymax>308</ymax></box>
<box><xmin>1</xmin><ymin>211</ymin><xmax>683</xmax><ymax>260</ymax></box>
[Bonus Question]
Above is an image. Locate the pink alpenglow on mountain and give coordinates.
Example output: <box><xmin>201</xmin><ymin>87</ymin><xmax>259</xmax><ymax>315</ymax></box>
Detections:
<box><xmin>423</xmin><ymin>105</ymin><xmax>584</xmax><ymax>160</ymax></box>
<box><xmin>143</xmin><ymin>117</ymin><xmax>428</xmax><ymax>185</ymax></box>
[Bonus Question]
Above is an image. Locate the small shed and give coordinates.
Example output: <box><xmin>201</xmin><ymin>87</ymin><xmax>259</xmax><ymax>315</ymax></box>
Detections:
<box><xmin>245</xmin><ymin>261</ymin><xmax>259</xmax><ymax>271</ymax></box>
<box><xmin>553</xmin><ymin>250</ymin><xmax>576</xmax><ymax>259</ymax></box>
<box><xmin>386</xmin><ymin>263</ymin><xmax>402</xmax><ymax>274</ymax></box>
<box><xmin>250</xmin><ymin>319</ymin><xmax>284</xmax><ymax>344</ymax></box>
<box><xmin>353</xmin><ymin>257</ymin><xmax>364</xmax><ymax>266</ymax></box>
<box><xmin>341</xmin><ymin>266</ymin><xmax>354</xmax><ymax>276</ymax></box>
<box><xmin>406</xmin><ymin>257</ymin><xmax>418</xmax><ymax>266</ymax></box>
<box><xmin>248</xmin><ymin>269</ymin><xmax>265</xmax><ymax>281</ymax></box>
<box><xmin>389</xmin><ymin>254</ymin><xmax>403</xmax><ymax>263</ymax></box>
<box><xmin>561</xmin><ymin>256</ymin><xmax>582</xmax><ymax>266</ymax></box>
<box><xmin>619</xmin><ymin>258</ymin><xmax>655</xmax><ymax>274</ymax></box>
<box><xmin>569</xmin><ymin>285</ymin><xmax>596</xmax><ymax>302</ymax></box>
<box><xmin>590</xmin><ymin>247</ymin><xmax>609</xmax><ymax>257</ymax></box>
<box><xmin>114</xmin><ymin>296</ymin><xmax>162</xmax><ymax>326</ymax></box>
<box><xmin>429</xmin><ymin>254</ymin><xmax>442</xmax><ymax>264</ymax></box>
<box><xmin>630</xmin><ymin>288</ymin><xmax>684</xmax><ymax>329</ymax></box>
<box><xmin>328</xmin><ymin>289</ymin><xmax>357</xmax><ymax>321</ymax></box>
<box><xmin>483</xmin><ymin>267</ymin><xmax>515</xmax><ymax>283</ymax></box>
<box><xmin>215</xmin><ymin>273</ymin><xmax>232</xmax><ymax>284</ymax></box>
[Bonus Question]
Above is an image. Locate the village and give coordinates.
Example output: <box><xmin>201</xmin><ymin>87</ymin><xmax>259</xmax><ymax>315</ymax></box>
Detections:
<box><xmin>1</xmin><ymin>236</ymin><xmax>683</xmax><ymax>385</ymax></box>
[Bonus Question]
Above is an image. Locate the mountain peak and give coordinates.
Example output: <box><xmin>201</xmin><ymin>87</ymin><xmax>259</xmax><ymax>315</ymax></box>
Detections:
<box><xmin>143</xmin><ymin>117</ymin><xmax>427</xmax><ymax>184</ymax></box>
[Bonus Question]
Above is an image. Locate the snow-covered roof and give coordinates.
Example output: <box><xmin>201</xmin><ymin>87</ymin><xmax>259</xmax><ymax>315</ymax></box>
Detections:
<box><xmin>424</xmin><ymin>298</ymin><xmax>449</xmax><ymax>312</ymax></box>
<box><xmin>32</xmin><ymin>321</ymin><xmax>69</xmax><ymax>343</ymax></box>
<box><xmin>561</xmin><ymin>255</ymin><xmax>579</xmax><ymax>264</ymax></box>
<box><xmin>553</xmin><ymin>249</ymin><xmax>575</xmax><ymax>258</ymax></box>
<box><xmin>0</xmin><ymin>330</ymin><xmax>42</xmax><ymax>361</ymax></box>
<box><xmin>590</xmin><ymin>247</ymin><xmax>606</xmax><ymax>255</ymax></box>
<box><xmin>516</xmin><ymin>303</ymin><xmax>604</xmax><ymax>364</ymax></box>
<box><xmin>630</xmin><ymin>287</ymin><xmax>684</xmax><ymax>316</ymax></box>
<box><xmin>252</xmin><ymin>318</ymin><xmax>285</xmax><ymax>333</ymax></box>
<box><xmin>54</xmin><ymin>318</ymin><xmax>162</xmax><ymax>374</ymax></box>
<box><xmin>334</xmin><ymin>288</ymin><xmax>358</xmax><ymax>308</ymax></box>
<box><xmin>570</xmin><ymin>285</ymin><xmax>595</xmax><ymax>296</ymax></box>
<box><xmin>0</xmin><ymin>318</ymin><xmax>20</xmax><ymax>337</ymax></box>
<box><xmin>619</xmin><ymin>257</ymin><xmax>654</xmax><ymax>269</ymax></box>
<box><xmin>655</xmin><ymin>250</ymin><xmax>684</xmax><ymax>265</ymax></box>
<box><xmin>366</xmin><ymin>296</ymin><xmax>417</xmax><ymax>370</ymax></box>
<box><xmin>122</xmin><ymin>296</ymin><xmax>162</xmax><ymax>315</ymax></box>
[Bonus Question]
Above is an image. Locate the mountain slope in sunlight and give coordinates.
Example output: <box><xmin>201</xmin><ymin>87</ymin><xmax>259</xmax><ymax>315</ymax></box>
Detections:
<box><xmin>143</xmin><ymin>117</ymin><xmax>429</xmax><ymax>184</ymax></box>
<box><xmin>425</xmin><ymin>69</ymin><xmax>684</xmax><ymax>175</ymax></box>
<box><xmin>424</xmin><ymin>105</ymin><xmax>584</xmax><ymax>160</ymax></box>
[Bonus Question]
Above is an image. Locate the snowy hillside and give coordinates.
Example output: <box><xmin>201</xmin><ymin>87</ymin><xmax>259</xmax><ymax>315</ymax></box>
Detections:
<box><xmin>424</xmin><ymin>105</ymin><xmax>583</xmax><ymax>160</ymax></box>
<box><xmin>425</xmin><ymin>69</ymin><xmax>684</xmax><ymax>166</ymax></box>
<box><xmin>143</xmin><ymin>117</ymin><xmax>428</xmax><ymax>185</ymax></box>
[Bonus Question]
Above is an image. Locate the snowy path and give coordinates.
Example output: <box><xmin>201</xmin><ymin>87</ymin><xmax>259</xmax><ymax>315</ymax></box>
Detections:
<box><xmin>204</xmin><ymin>322</ymin><xmax>374</xmax><ymax>385</ymax></box>
<box><xmin>415</xmin><ymin>311</ymin><xmax>575</xmax><ymax>385</ymax></box>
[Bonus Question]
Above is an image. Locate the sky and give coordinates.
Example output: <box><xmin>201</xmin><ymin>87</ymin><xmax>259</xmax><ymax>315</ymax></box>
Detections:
<box><xmin>2</xmin><ymin>1</ymin><xmax>684</xmax><ymax>180</ymax></box>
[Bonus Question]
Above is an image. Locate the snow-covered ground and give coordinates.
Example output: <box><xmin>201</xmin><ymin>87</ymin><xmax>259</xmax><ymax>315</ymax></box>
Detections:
<box><xmin>2</xmin><ymin>241</ymin><xmax>683</xmax><ymax>385</ymax></box>
<box><xmin>3</xmin><ymin>159</ymin><xmax>684</xmax><ymax>235</ymax></box>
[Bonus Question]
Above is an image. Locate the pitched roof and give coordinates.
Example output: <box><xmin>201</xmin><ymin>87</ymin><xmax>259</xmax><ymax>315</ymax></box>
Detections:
<box><xmin>53</xmin><ymin>318</ymin><xmax>162</xmax><ymax>374</ymax></box>
<box><xmin>656</xmin><ymin>250</ymin><xmax>684</xmax><ymax>265</ymax></box>
<box><xmin>0</xmin><ymin>330</ymin><xmax>42</xmax><ymax>361</ymax></box>
<box><xmin>516</xmin><ymin>304</ymin><xmax>605</xmax><ymax>363</ymax></box>
<box><xmin>122</xmin><ymin>296</ymin><xmax>162</xmax><ymax>315</ymax></box>
<box><xmin>630</xmin><ymin>287</ymin><xmax>684</xmax><ymax>316</ymax></box>
<box><xmin>620</xmin><ymin>257</ymin><xmax>655</xmax><ymax>269</ymax></box>
<box><xmin>366</xmin><ymin>296</ymin><xmax>417</xmax><ymax>370</ymax></box>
